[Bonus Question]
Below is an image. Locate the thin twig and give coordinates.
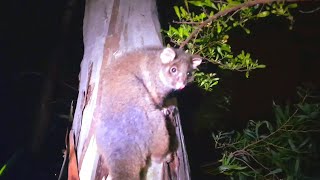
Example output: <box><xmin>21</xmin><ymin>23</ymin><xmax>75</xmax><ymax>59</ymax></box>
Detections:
<box><xmin>285</xmin><ymin>129</ymin><xmax>320</xmax><ymax>133</ymax></box>
<box><xmin>299</xmin><ymin>6</ymin><xmax>320</xmax><ymax>13</ymax></box>
<box><xmin>234</xmin><ymin>157</ymin><xmax>259</xmax><ymax>173</ymax></box>
<box><xmin>172</xmin><ymin>20</ymin><xmax>200</xmax><ymax>25</ymax></box>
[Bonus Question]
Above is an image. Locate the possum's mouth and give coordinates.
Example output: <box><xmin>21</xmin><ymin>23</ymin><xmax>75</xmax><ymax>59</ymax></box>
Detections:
<box><xmin>175</xmin><ymin>82</ymin><xmax>185</xmax><ymax>90</ymax></box>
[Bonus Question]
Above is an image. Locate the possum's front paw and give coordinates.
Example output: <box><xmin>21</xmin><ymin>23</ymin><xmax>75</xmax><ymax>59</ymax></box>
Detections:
<box><xmin>161</xmin><ymin>108</ymin><xmax>170</xmax><ymax>116</ymax></box>
<box><xmin>165</xmin><ymin>153</ymin><xmax>174</xmax><ymax>163</ymax></box>
<box><xmin>162</xmin><ymin>105</ymin><xmax>176</xmax><ymax>116</ymax></box>
<box><xmin>151</xmin><ymin>152</ymin><xmax>173</xmax><ymax>164</ymax></box>
<box><xmin>162</xmin><ymin>105</ymin><xmax>177</xmax><ymax>127</ymax></box>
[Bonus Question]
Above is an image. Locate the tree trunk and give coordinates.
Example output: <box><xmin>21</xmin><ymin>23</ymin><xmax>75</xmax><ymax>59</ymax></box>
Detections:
<box><xmin>70</xmin><ymin>0</ymin><xmax>190</xmax><ymax>179</ymax></box>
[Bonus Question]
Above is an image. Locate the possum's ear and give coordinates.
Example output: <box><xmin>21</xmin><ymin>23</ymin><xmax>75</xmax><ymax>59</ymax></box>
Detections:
<box><xmin>192</xmin><ymin>55</ymin><xmax>202</xmax><ymax>69</ymax></box>
<box><xmin>160</xmin><ymin>48</ymin><xmax>176</xmax><ymax>64</ymax></box>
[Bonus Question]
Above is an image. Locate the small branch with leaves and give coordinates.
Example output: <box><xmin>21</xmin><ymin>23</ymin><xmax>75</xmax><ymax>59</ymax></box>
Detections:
<box><xmin>179</xmin><ymin>0</ymin><xmax>306</xmax><ymax>48</ymax></box>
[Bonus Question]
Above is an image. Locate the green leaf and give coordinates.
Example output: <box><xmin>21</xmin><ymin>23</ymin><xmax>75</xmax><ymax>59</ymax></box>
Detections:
<box><xmin>184</xmin><ymin>0</ymin><xmax>190</xmax><ymax>11</ymax></box>
<box><xmin>288</xmin><ymin>139</ymin><xmax>297</xmax><ymax>151</ymax></box>
<box><xmin>167</xmin><ymin>26</ymin><xmax>178</xmax><ymax>37</ymax></box>
<box><xmin>294</xmin><ymin>158</ymin><xmax>300</xmax><ymax>176</ymax></box>
<box><xmin>219</xmin><ymin>165</ymin><xmax>247</xmax><ymax>171</ymax></box>
<box><xmin>256</xmin><ymin>11</ymin><xmax>270</xmax><ymax>18</ymax></box>
<box><xmin>173</xmin><ymin>6</ymin><xmax>181</xmax><ymax>20</ymax></box>
<box><xmin>287</xmin><ymin>3</ymin><xmax>298</xmax><ymax>9</ymax></box>
<box><xmin>226</xmin><ymin>0</ymin><xmax>241</xmax><ymax>6</ymax></box>
<box><xmin>217</xmin><ymin>21</ymin><xmax>222</xmax><ymax>34</ymax></box>
<box><xmin>198</xmin><ymin>12</ymin><xmax>207</xmax><ymax>20</ymax></box>
<box><xmin>257</xmin><ymin>64</ymin><xmax>266</xmax><ymax>68</ymax></box>
<box><xmin>212</xmin><ymin>81</ymin><xmax>219</xmax><ymax>86</ymax></box>
<box><xmin>0</xmin><ymin>164</ymin><xmax>7</xmax><ymax>176</ymax></box>
<box><xmin>244</xmin><ymin>129</ymin><xmax>255</xmax><ymax>139</ymax></box>
<box><xmin>180</xmin><ymin>6</ymin><xmax>188</xmax><ymax>18</ymax></box>
<box><xmin>266</xmin><ymin>168</ymin><xmax>282</xmax><ymax>176</ymax></box>
<box><xmin>245</xmin><ymin>71</ymin><xmax>249</xmax><ymax>78</ymax></box>
<box><xmin>217</xmin><ymin>46</ymin><xmax>222</xmax><ymax>55</ymax></box>
<box><xmin>204</xmin><ymin>0</ymin><xmax>213</xmax><ymax>7</ymax></box>
<box><xmin>298</xmin><ymin>138</ymin><xmax>310</xmax><ymax>149</ymax></box>
<box><xmin>221</xmin><ymin>44</ymin><xmax>231</xmax><ymax>52</ymax></box>
<box><xmin>212</xmin><ymin>3</ymin><xmax>218</xmax><ymax>10</ymax></box>
<box><xmin>274</xmin><ymin>104</ymin><xmax>287</xmax><ymax>122</ymax></box>
<box><xmin>188</xmin><ymin>1</ymin><xmax>206</xmax><ymax>7</ymax></box>
<box><xmin>244</xmin><ymin>28</ymin><xmax>251</xmax><ymax>34</ymax></box>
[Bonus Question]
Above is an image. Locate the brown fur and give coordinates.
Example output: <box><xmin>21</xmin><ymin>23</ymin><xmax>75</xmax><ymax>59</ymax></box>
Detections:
<box><xmin>95</xmin><ymin>47</ymin><xmax>201</xmax><ymax>179</ymax></box>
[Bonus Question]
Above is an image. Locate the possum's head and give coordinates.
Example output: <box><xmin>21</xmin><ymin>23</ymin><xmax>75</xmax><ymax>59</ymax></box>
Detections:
<box><xmin>159</xmin><ymin>47</ymin><xmax>202</xmax><ymax>90</ymax></box>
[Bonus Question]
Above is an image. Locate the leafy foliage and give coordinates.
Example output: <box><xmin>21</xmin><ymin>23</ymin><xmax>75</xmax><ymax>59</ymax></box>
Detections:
<box><xmin>210</xmin><ymin>87</ymin><xmax>320</xmax><ymax>179</ymax></box>
<box><xmin>194</xmin><ymin>72</ymin><xmax>219</xmax><ymax>91</ymax></box>
<box><xmin>164</xmin><ymin>0</ymin><xmax>298</xmax><ymax>90</ymax></box>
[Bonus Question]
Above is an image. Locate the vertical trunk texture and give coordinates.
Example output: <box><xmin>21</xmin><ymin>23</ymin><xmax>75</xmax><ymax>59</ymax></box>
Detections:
<box><xmin>71</xmin><ymin>0</ymin><xmax>190</xmax><ymax>179</ymax></box>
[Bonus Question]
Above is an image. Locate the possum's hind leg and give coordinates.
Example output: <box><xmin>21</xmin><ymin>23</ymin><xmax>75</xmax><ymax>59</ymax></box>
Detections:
<box><xmin>147</xmin><ymin>109</ymin><xmax>170</xmax><ymax>163</ymax></box>
<box><xmin>106</xmin><ymin>143</ymin><xmax>147</xmax><ymax>180</ymax></box>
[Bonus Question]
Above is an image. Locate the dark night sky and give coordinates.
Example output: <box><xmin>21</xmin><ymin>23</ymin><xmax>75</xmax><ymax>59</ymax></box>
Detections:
<box><xmin>0</xmin><ymin>0</ymin><xmax>84</xmax><ymax>179</ymax></box>
<box><xmin>0</xmin><ymin>0</ymin><xmax>320</xmax><ymax>180</ymax></box>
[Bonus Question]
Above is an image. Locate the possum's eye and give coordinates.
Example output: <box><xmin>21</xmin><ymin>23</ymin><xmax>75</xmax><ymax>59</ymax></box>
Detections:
<box><xmin>187</xmin><ymin>72</ymin><xmax>192</xmax><ymax>77</ymax></box>
<box><xmin>170</xmin><ymin>66</ymin><xmax>177</xmax><ymax>74</ymax></box>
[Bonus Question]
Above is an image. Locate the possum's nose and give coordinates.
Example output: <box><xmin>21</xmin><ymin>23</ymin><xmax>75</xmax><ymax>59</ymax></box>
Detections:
<box><xmin>175</xmin><ymin>74</ymin><xmax>187</xmax><ymax>89</ymax></box>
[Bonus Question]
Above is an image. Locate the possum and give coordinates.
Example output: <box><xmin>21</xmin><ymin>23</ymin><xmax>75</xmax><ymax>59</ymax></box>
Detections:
<box><xmin>95</xmin><ymin>47</ymin><xmax>202</xmax><ymax>180</ymax></box>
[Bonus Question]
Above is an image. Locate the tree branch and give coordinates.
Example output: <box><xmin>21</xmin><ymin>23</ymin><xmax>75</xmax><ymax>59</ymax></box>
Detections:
<box><xmin>179</xmin><ymin>0</ymin><xmax>308</xmax><ymax>49</ymax></box>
